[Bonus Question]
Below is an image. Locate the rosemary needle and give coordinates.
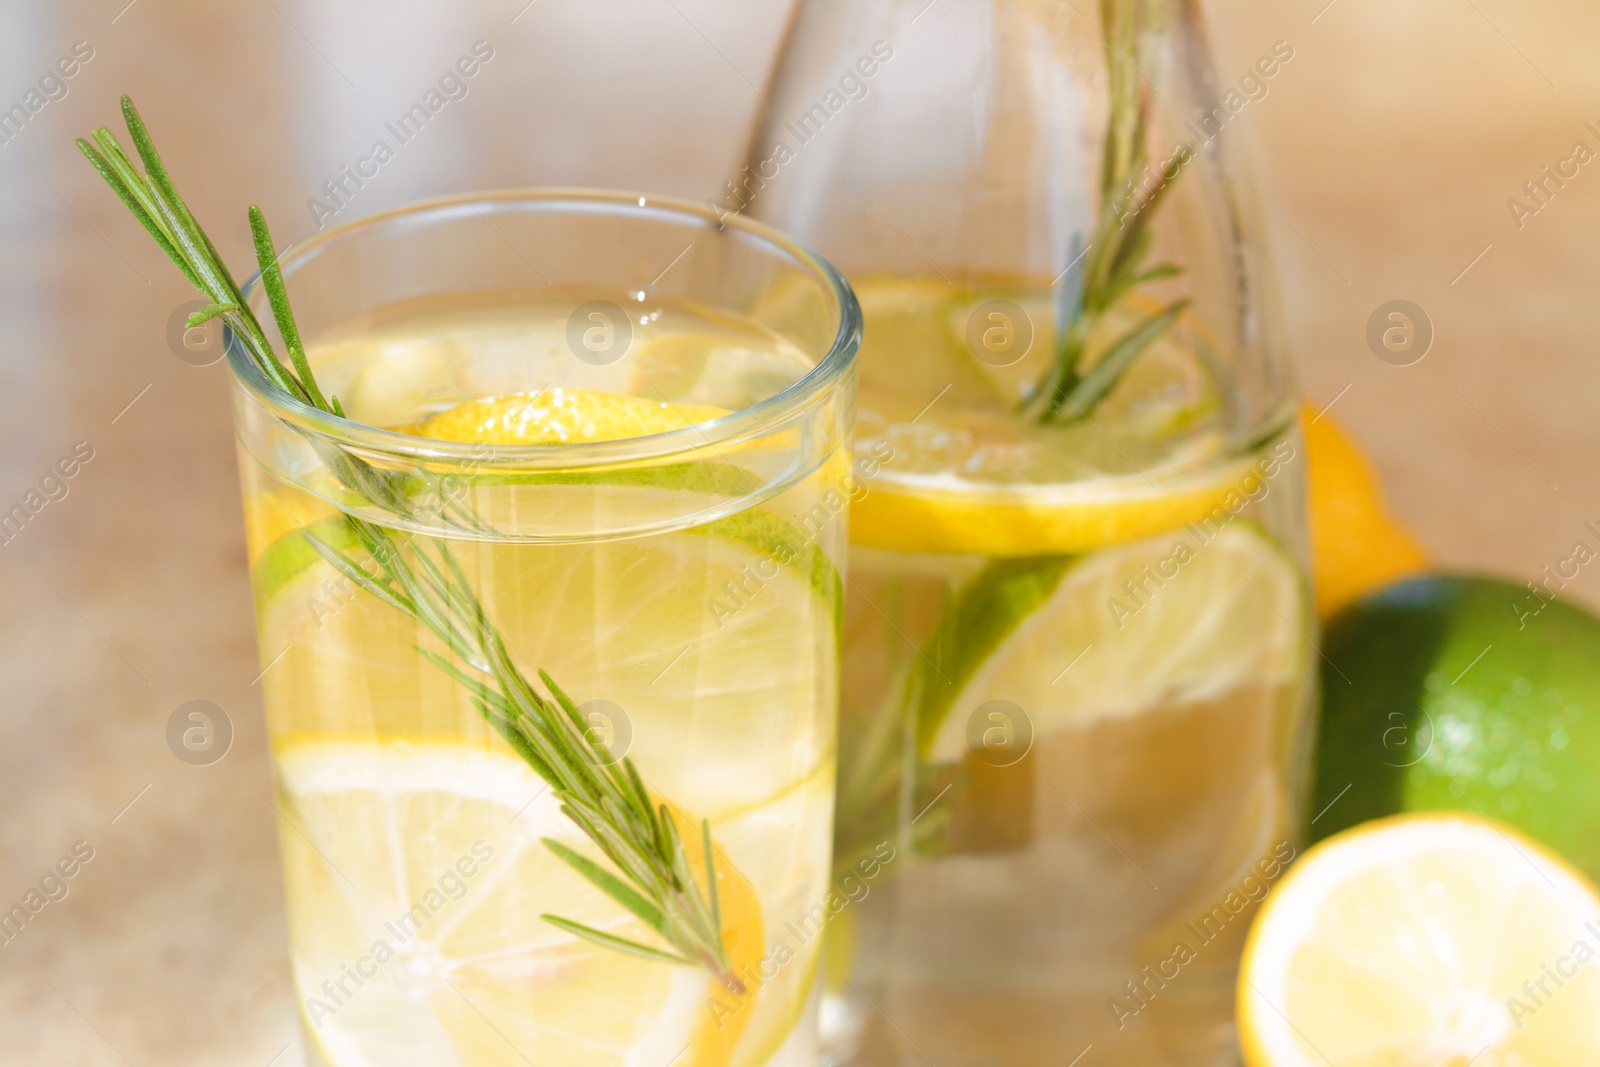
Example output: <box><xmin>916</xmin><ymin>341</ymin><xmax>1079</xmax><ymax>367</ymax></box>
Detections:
<box><xmin>1023</xmin><ymin>0</ymin><xmax>1189</xmax><ymax>426</ymax></box>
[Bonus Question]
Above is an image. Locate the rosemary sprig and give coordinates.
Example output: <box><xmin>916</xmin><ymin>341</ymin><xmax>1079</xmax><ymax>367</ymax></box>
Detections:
<box><xmin>310</xmin><ymin>521</ymin><xmax>736</xmax><ymax>985</ymax></box>
<box><xmin>1023</xmin><ymin>0</ymin><xmax>1189</xmax><ymax>425</ymax></box>
<box><xmin>77</xmin><ymin>95</ymin><xmax>741</xmax><ymax>992</ymax></box>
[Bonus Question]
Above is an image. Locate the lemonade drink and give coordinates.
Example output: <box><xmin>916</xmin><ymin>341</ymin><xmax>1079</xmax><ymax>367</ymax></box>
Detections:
<box><xmin>226</xmin><ymin>195</ymin><xmax>860</xmax><ymax>1067</ymax></box>
<box><xmin>826</xmin><ymin>277</ymin><xmax>1312</xmax><ymax>1066</ymax></box>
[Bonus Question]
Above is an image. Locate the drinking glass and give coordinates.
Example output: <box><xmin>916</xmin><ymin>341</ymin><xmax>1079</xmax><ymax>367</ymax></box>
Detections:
<box><xmin>228</xmin><ymin>191</ymin><xmax>860</xmax><ymax>1067</ymax></box>
<box><xmin>736</xmin><ymin>2</ymin><xmax>1313</xmax><ymax>1063</ymax></box>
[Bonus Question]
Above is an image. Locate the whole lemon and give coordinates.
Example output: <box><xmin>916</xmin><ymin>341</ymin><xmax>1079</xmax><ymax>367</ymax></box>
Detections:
<box><xmin>1302</xmin><ymin>405</ymin><xmax>1427</xmax><ymax>617</ymax></box>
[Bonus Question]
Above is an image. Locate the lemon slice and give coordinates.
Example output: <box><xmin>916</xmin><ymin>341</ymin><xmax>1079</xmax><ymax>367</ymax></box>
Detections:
<box><xmin>920</xmin><ymin>522</ymin><xmax>1304</xmax><ymax>761</ymax></box>
<box><xmin>1239</xmin><ymin>813</ymin><xmax>1600</xmax><ymax>1067</ymax></box>
<box><xmin>850</xmin><ymin>464</ymin><xmax>1263</xmax><ymax>557</ymax></box>
<box><xmin>257</xmin><ymin>389</ymin><xmax>839</xmax><ymax>1064</ymax></box>
<box><xmin>261</xmin><ymin>508</ymin><xmax>837</xmax><ymax>833</ymax></box>
<box><xmin>413</xmin><ymin>387</ymin><xmax>728</xmax><ymax>444</ymax></box>
<box><xmin>258</xmin><ymin>388</ymin><xmax>840</xmax><ymax>818</ymax></box>
<box><xmin>277</xmin><ymin>742</ymin><xmax>762</xmax><ymax>1067</ymax></box>
<box><xmin>847</xmin><ymin>274</ymin><xmax>1242</xmax><ymax>557</ymax></box>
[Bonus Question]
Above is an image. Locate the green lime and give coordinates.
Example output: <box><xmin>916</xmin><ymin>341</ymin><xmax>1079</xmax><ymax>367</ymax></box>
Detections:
<box><xmin>1312</xmin><ymin>573</ymin><xmax>1600</xmax><ymax>880</ymax></box>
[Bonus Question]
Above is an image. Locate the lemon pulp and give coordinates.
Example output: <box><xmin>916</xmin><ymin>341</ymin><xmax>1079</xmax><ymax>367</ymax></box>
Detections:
<box><xmin>1239</xmin><ymin>814</ymin><xmax>1600</xmax><ymax>1067</ymax></box>
<box><xmin>242</xmin><ymin>296</ymin><xmax>842</xmax><ymax>1067</ymax></box>
<box><xmin>281</xmin><ymin>743</ymin><xmax>764</xmax><ymax>1067</ymax></box>
<box><xmin>412</xmin><ymin>388</ymin><xmax>728</xmax><ymax>444</ymax></box>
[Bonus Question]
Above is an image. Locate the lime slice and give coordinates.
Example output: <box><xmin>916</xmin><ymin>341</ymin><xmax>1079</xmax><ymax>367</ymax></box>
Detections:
<box><xmin>253</xmin><ymin>514</ymin><xmax>355</xmax><ymax>610</ymax></box>
<box><xmin>251</xmin><ymin>386</ymin><xmax>844</xmax><ymax>636</ymax></box>
<box><xmin>919</xmin><ymin>523</ymin><xmax>1304</xmax><ymax>761</ymax></box>
<box><xmin>1239</xmin><ymin>813</ymin><xmax>1600</xmax><ymax>1066</ymax></box>
<box><xmin>262</xmin><ymin>504</ymin><xmax>836</xmax><ymax>821</ymax></box>
<box><xmin>277</xmin><ymin>742</ymin><xmax>764</xmax><ymax>1067</ymax></box>
<box><xmin>251</xmin><ymin>488</ymin><xmax>843</xmax><ymax>641</ymax></box>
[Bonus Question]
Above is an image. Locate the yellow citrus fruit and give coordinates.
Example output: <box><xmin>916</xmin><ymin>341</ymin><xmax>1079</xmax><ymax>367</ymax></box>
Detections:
<box><xmin>413</xmin><ymin>388</ymin><xmax>728</xmax><ymax>445</ymax></box>
<box><xmin>279</xmin><ymin>742</ymin><xmax>764</xmax><ymax>1067</ymax></box>
<box><xmin>259</xmin><ymin>387</ymin><xmax>838</xmax><ymax>1065</ymax></box>
<box><xmin>844</xmin><ymin>274</ymin><xmax>1248</xmax><ymax>556</ymax></box>
<box><xmin>410</xmin><ymin>387</ymin><xmax>840</xmax><ymax>495</ymax></box>
<box><xmin>1238</xmin><ymin>813</ymin><xmax>1600</xmax><ymax>1067</ymax></box>
<box><xmin>1301</xmin><ymin>405</ymin><xmax>1427</xmax><ymax>617</ymax></box>
<box><xmin>848</xmin><ymin>461</ymin><xmax>1271</xmax><ymax>557</ymax></box>
<box><xmin>242</xmin><ymin>488</ymin><xmax>335</xmax><ymax>568</ymax></box>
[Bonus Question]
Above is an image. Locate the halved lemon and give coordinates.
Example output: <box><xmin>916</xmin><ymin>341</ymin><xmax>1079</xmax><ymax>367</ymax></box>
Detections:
<box><xmin>1239</xmin><ymin>813</ymin><xmax>1600</xmax><ymax>1066</ymax></box>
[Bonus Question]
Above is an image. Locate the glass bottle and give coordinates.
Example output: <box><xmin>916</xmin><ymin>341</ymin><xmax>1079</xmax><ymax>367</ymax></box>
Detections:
<box><xmin>732</xmin><ymin>2</ymin><xmax>1311</xmax><ymax>1064</ymax></box>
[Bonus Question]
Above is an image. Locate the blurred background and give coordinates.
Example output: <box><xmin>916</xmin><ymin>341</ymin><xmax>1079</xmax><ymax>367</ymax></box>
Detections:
<box><xmin>2</xmin><ymin>0</ymin><xmax>1597</xmax><ymax>1061</ymax></box>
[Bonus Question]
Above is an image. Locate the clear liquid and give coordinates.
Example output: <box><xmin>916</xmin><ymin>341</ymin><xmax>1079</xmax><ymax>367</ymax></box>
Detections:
<box><xmin>827</xmin><ymin>276</ymin><xmax>1312</xmax><ymax>1067</ymax></box>
<box><xmin>240</xmin><ymin>294</ymin><xmax>844</xmax><ymax>1067</ymax></box>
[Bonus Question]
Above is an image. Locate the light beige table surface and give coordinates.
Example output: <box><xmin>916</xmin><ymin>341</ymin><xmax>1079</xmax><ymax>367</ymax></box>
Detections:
<box><xmin>2</xmin><ymin>1</ymin><xmax>1596</xmax><ymax>1063</ymax></box>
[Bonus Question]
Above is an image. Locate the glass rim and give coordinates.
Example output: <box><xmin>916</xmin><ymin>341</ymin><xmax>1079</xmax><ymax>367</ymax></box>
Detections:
<box><xmin>225</xmin><ymin>188</ymin><xmax>862</xmax><ymax>469</ymax></box>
